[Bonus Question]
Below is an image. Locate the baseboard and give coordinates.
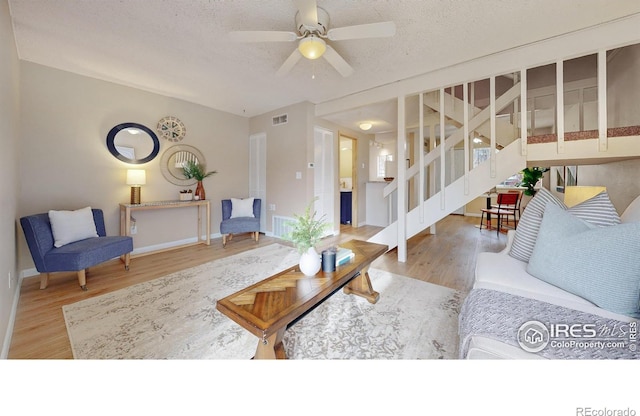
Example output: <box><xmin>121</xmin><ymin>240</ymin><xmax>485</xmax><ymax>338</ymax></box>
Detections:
<box><xmin>1</xmin><ymin>281</ymin><xmax>21</xmax><ymax>359</ymax></box>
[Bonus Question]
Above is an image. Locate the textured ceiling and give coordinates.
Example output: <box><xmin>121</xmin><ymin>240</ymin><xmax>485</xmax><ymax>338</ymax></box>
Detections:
<box><xmin>8</xmin><ymin>0</ymin><xmax>640</xmax><ymax>127</ymax></box>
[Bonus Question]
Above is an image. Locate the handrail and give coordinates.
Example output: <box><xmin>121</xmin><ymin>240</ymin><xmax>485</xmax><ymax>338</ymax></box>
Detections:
<box><xmin>384</xmin><ymin>82</ymin><xmax>521</xmax><ymax>198</ymax></box>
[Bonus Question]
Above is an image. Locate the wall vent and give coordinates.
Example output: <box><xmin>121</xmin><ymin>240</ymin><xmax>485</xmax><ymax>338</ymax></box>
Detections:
<box><xmin>272</xmin><ymin>114</ymin><xmax>288</xmax><ymax>126</ymax></box>
<box><xmin>272</xmin><ymin>215</ymin><xmax>295</xmax><ymax>238</ymax></box>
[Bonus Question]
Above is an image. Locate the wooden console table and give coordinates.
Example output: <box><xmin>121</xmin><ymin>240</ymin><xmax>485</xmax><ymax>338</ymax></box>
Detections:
<box><xmin>119</xmin><ymin>200</ymin><xmax>211</xmax><ymax>256</ymax></box>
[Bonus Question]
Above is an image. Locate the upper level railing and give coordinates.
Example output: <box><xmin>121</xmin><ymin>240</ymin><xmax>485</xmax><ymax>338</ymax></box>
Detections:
<box><xmin>370</xmin><ymin>46</ymin><xmax>640</xmax><ymax>259</ymax></box>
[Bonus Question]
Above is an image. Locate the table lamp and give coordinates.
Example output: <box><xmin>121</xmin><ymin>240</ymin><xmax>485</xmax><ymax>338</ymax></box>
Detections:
<box><xmin>564</xmin><ymin>186</ymin><xmax>606</xmax><ymax>207</ymax></box>
<box><xmin>126</xmin><ymin>169</ymin><xmax>146</xmax><ymax>204</ymax></box>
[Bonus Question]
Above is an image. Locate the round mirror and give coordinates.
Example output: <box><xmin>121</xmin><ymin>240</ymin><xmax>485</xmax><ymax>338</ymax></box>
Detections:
<box><xmin>106</xmin><ymin>122</ymin><xmax>160</xmax><ymax>164</ymax></box>
<box><xmin>160</xmin><ymin>145</ymin><xmax>206</xmax><ymax>186</ymax></box>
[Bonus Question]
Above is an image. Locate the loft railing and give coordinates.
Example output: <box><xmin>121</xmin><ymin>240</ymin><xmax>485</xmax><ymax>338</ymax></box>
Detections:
<box><xmin>369</xmin><ymin>49</ymin><xmax>640</xmax><ymax>261</ymax></box>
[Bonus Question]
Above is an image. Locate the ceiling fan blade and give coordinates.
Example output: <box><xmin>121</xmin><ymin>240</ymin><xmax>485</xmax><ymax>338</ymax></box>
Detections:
<box><xmin>293</xmin><ymin>0</ymin><xmax>318</xmax><ymax>29</ymax></box>
<box><xmin>323</xmin><ymin>45</ymin><xmax>354</xmax><ymax>77</ymax></box>
<box><xmin>327</xmin><ymin>21</ymin><xmax>396</xmax><ymax>41</ymax></box>
<box><xmin>229</xmin><ymin>31</ymin><xmax>297</xmax><ymax>43</ymax></box>
<box><xmin>276</xmin><ymin>49</ymin><xmax>302</xmax><ymax>77</ymax></box>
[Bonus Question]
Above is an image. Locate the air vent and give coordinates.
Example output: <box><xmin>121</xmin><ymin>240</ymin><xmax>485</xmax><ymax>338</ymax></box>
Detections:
<box><xmin>272</xmin><ymin>114</ymin><xmax>288</xmax><ymax>126</ymax></box>
<box><xmin>272</xmin><ymin>215</ymin><xmax>295</xmax><ymax>238</ymax></box>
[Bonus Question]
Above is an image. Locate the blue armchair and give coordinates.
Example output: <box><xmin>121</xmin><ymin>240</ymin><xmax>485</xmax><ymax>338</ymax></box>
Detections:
<box><xmin>20</xmin><ymin>209</ymin><xmax>133</xmax><ymax>291</ymax></box>
<box><xmin>220</xmin><ymin>198</ymin><xmax>261</xmax><ymax>247</ymax></box>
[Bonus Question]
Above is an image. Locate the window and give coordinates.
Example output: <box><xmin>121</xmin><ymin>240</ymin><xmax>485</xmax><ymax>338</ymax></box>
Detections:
<box><xmin>377</xmin><ymin>154</ymin><xmax>393</xmax><ymax>178</ymax></box>
<box><xmin>472</xmin><ymin>147</ymin><xmax>491</xmax><ymax>168</ymax></box>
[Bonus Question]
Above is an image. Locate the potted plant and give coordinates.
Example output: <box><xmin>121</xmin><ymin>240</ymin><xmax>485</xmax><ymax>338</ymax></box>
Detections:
<box><xmin>285</xmin><ymin>199</ymin><xmax>330</xmax><ymax>276</ymax></box>
<box><xmin>519</xmin><ymin>167</ymin><xmax>549</xmax><ymax>196</ymax></box>
<box><xmin>182</xmin><ymin>160</ymin><xmax>217</xmax><ymax>200</ymax></box>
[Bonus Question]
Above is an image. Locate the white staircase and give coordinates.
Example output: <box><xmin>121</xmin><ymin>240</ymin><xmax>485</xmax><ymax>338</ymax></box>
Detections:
<box><xmin>422</xmin><ymin>85</ymin><xmax>520</xmax><ymax>149</ymax></box>
<box><xmin>368</xmin><ymin>139</ymin><xmax>526</xmax><ymax>250</ymax></box>
<box><xmin>366</xmin><ymin>63</ymin><xmax>640</xmax><ymax>256</ymax></box>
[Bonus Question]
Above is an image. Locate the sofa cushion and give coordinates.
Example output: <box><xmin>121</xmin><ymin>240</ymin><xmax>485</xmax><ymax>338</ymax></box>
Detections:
<box><xmin>230</xmin><ymin>197</ymin><xmax>255</xmax><ymax>218</ymax></box>
<box><xmin>566</xmin><ymin>191</ymin><xmax>622</xmax><ymax>227</ymax></box>
<box><xmin>526</xmin><ymin>204</ymin><xmax>640</xmax><ymax>318</ymax></box>
<box><xmin>621</xmin><ymin>194</ymin><xmax>640</xmax><ymax>223</ymax></box>
<box><xmin>509</xmin><ymin>188</ymin><xmax>565</xmax><ymax>262</ymax></box>
<box><xmin>44</xmin><ymin>235</ymin><xmax>133</xmax><ymax>271</ymax></box>
<box><xmin>474</xmin><ymin>250</ymin><xmax>598</xmax><ymax>308</ymax></box>
<box><xmin>48</xmin><ymin>206</ymin><xmax>99</xmax><ymax>248</ymax></box>
<box><xmin>509</xmin><ymin>188</ymin><xmax>620</xmax><ymax>262</ymax></box>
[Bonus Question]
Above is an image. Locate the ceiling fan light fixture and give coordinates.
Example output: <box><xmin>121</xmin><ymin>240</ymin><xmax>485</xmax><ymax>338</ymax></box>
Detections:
<box><xmin>298</xmin><ymin>36</ymin><xmax>326</xmax><ymax>60</ymax></box>
<box><xmin>359</xmin><ymin>122</ymin><xmax>372</xmax><ymax>131</ymax></box>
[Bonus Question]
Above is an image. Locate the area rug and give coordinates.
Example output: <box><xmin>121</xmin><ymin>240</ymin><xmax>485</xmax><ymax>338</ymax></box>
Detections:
<box><xmin>63</xmin><ymin>243</ymin><xmax>462</xmax><ymax>359</ymax></box>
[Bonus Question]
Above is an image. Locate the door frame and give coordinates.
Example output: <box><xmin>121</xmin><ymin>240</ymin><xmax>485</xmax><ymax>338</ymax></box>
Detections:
<box><xmin>313</xmin><ymin>127</ymin><xmax>336</xmax><ymax>236</ymax></box>
<box><xmin>339</xmin><ymin>132</ymin><xmax>358</xmax><ymax>228</ymax></box>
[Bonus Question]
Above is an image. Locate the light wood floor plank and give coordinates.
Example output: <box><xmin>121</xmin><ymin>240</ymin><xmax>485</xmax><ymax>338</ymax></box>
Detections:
<box><xmin>8</xmin><ymin>214</ymin><xmax>506</xmax><ymax>359</ymax></box>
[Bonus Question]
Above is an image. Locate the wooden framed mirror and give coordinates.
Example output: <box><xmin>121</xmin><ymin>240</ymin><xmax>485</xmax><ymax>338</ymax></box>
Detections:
<box><xmin>160</xmin><ymin>144</ymin><xmax>206</xmax><ymax>186</ymax></box>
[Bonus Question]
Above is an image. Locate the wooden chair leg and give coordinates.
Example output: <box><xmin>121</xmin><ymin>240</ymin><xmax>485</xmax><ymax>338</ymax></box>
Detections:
<box><xmin>222</xmin><ymin>234</ymin><xmax>227</xmax><ymax>247</ymax></box>
<box><xmin>479</xmin><ymin>212</ymin><xmax>485</xmax><ymax>230</ymax></box>
<box><xmin>254</xmin><ymin>232</ymin><xmax>259</xmax><ymax>242</ymax></box>
<box><xmin>124</xmin><ymin>253</ymin><xmax>131</xmax><ymax>271</ymax></box>
<box><xmin>77</xmin><ymin>269</ymin><xmax>87</xmax><ymax>291</ymax></box>
<box><xmin>40</xmin><ymin>273</ymin><xmax>50</xmax><ymax>290</ymax></box>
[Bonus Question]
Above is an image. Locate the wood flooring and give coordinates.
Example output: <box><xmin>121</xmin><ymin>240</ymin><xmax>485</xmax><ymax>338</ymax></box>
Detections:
<box><xmin>8</xmin><ymin>214</ymin><xmax>507</xmax><ymax>359</ymax></box>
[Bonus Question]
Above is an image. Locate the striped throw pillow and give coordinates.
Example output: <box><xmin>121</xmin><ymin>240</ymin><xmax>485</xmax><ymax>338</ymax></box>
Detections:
<box><xmin>509</xmin><ymin>188</ymin><xmax>620</xmax><ymax>262</ymax></box>
<box><xmin>509</xmin><ymin>188</ymin><xmax>564</xmax><ymax>262</ymax></box>
<box><xmin>568</xmin><ymin>191</ymin><xmax>622</xmax><ymax>227</ymax></box>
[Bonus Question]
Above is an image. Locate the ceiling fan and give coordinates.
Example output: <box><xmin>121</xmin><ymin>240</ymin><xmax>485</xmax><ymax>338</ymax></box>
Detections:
<box><xmin>229</xmin><ymin>0</ymin><xmax>396</xmax><ymax>77</ymax></box>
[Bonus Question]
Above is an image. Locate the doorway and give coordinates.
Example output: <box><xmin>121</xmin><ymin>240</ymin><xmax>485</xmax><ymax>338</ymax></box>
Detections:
<box><xmin>314</xmin><ymin>127</ymin><xmax>335</xmax><ymax>237</ymax></box>
<box><xmin>339</xmin><ymin>134</ymin><xmax>358</xmax><ymax>228</ymax></box>
<box><xmin>249</xmin><ymin>132</ymin><xmax>267</xmax><ymax>232</ymax></box>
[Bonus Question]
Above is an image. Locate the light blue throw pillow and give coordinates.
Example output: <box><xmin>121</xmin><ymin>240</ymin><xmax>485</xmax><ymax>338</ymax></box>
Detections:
<box><xmin>509</xmin><ymin>188</ymin><xmax>621</xmax><ymax>262</ymax></box>
<box><xmin>527</xmin><ymin>204</ymin><xmax>640</xmax><ymax>318</ymax></box>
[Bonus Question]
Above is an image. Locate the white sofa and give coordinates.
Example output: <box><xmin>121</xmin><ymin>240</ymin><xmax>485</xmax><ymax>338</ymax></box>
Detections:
<box><xmin>459</xmin><ymin>190</ymin><xmax>640</xmax><ymax>359</ymax></box>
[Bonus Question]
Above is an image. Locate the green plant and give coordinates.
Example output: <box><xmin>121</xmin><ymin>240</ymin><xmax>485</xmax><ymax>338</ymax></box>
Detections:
<box><xmin>182</xmin><ymin>160</ymin><xmax>217</xmax><ymax>181</ymax></box>
<box><xmin>285</xmin><ymin>199</ymin><xmax>330</xmax><ymax>254</ymax></box>
<box><xmin>519</xmin><ymin>167</ymin><xmax>549</xmax><ymax>196</ymax></box>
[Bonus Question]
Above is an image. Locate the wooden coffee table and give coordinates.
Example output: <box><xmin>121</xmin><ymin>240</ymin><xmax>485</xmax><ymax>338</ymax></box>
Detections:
<box><xmin>215</xmin><ymin>239</ymin><xmax>388</xmax><ymax>359</ymax></box>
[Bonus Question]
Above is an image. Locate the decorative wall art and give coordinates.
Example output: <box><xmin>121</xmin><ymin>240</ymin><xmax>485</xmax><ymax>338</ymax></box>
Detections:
<box><xmin>157</xmin><ymin>116</ymin><xmax>186</xmax><ymax>142</ymax></box>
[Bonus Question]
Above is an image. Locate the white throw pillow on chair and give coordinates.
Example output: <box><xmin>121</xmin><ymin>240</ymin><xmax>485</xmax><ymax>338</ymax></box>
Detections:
<box><xmin>48</xmin><ymin>206</ymin><xmax>99</xmax><ymax>248</ymax></box>
<box><xmin>230</xmin><ymin>198</ymin><xmax>255</xmax><ymax>218</ymax></box>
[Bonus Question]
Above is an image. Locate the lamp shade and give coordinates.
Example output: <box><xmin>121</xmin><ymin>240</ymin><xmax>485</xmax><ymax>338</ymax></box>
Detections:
<box><xmin>126</xmin><ymin>169</ymin><xmax>146</xmax><ymax>186</ymax></box>
<box><xmin>564</xmin><ymin>186</ymin><xmax>606</xmax><ymax>207</ymax></box>
<box><xmin>359</xmin><ymin>122</ymin><xmax>372</xmax><ymax>131</ymax></box>
<box><xmin>298</xmin><ymin>36</ymin><xmax>326</xmax><ymax>60</ymax></box>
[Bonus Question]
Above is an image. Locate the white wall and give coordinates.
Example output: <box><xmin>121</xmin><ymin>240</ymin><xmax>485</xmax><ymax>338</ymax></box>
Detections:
<box><xmin>249</xmin><ymin>101</ymin><xmax>312</xmax><ymax>232</ymax></box>
<box><xmin>314</xmin><ymin>118</ymin><xmax>371</xmax><ymax>228</ymax></box>
<box><xmin>608</xmin><ymin>44</ymin><xmax>640</xmax><ymax>128</ymax></box>
<box><xmin>369</xmin><ymin>140</ymin><xmax>397</xmax><ymax>181</ymax></box>
<box><xmin>0</xmin><ymin>0</ymin><xmax>21</xmax><ymax>357</ymax></box>
<box><xmin>18</xmin><ymin>62</ymin><xmax>250</xmax><ymax>271</ymax></box>
<box><xmin>249</xmin><ymin>101</ymin><xmax>373</xmax><ymax>232</ymax></box>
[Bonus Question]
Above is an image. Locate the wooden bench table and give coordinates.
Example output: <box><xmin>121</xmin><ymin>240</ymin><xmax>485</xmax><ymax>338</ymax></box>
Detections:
<box><xmin>216</xmin><ymin>239</ymin><xmax>388</xmax><ymax>359</ymax></box>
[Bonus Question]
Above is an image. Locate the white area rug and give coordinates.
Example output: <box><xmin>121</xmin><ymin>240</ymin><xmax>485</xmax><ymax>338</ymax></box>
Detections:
<box><xmin>63</xmin><ymin>243</ymin><xmax>462</xmax><ymax>359</ymax></box>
